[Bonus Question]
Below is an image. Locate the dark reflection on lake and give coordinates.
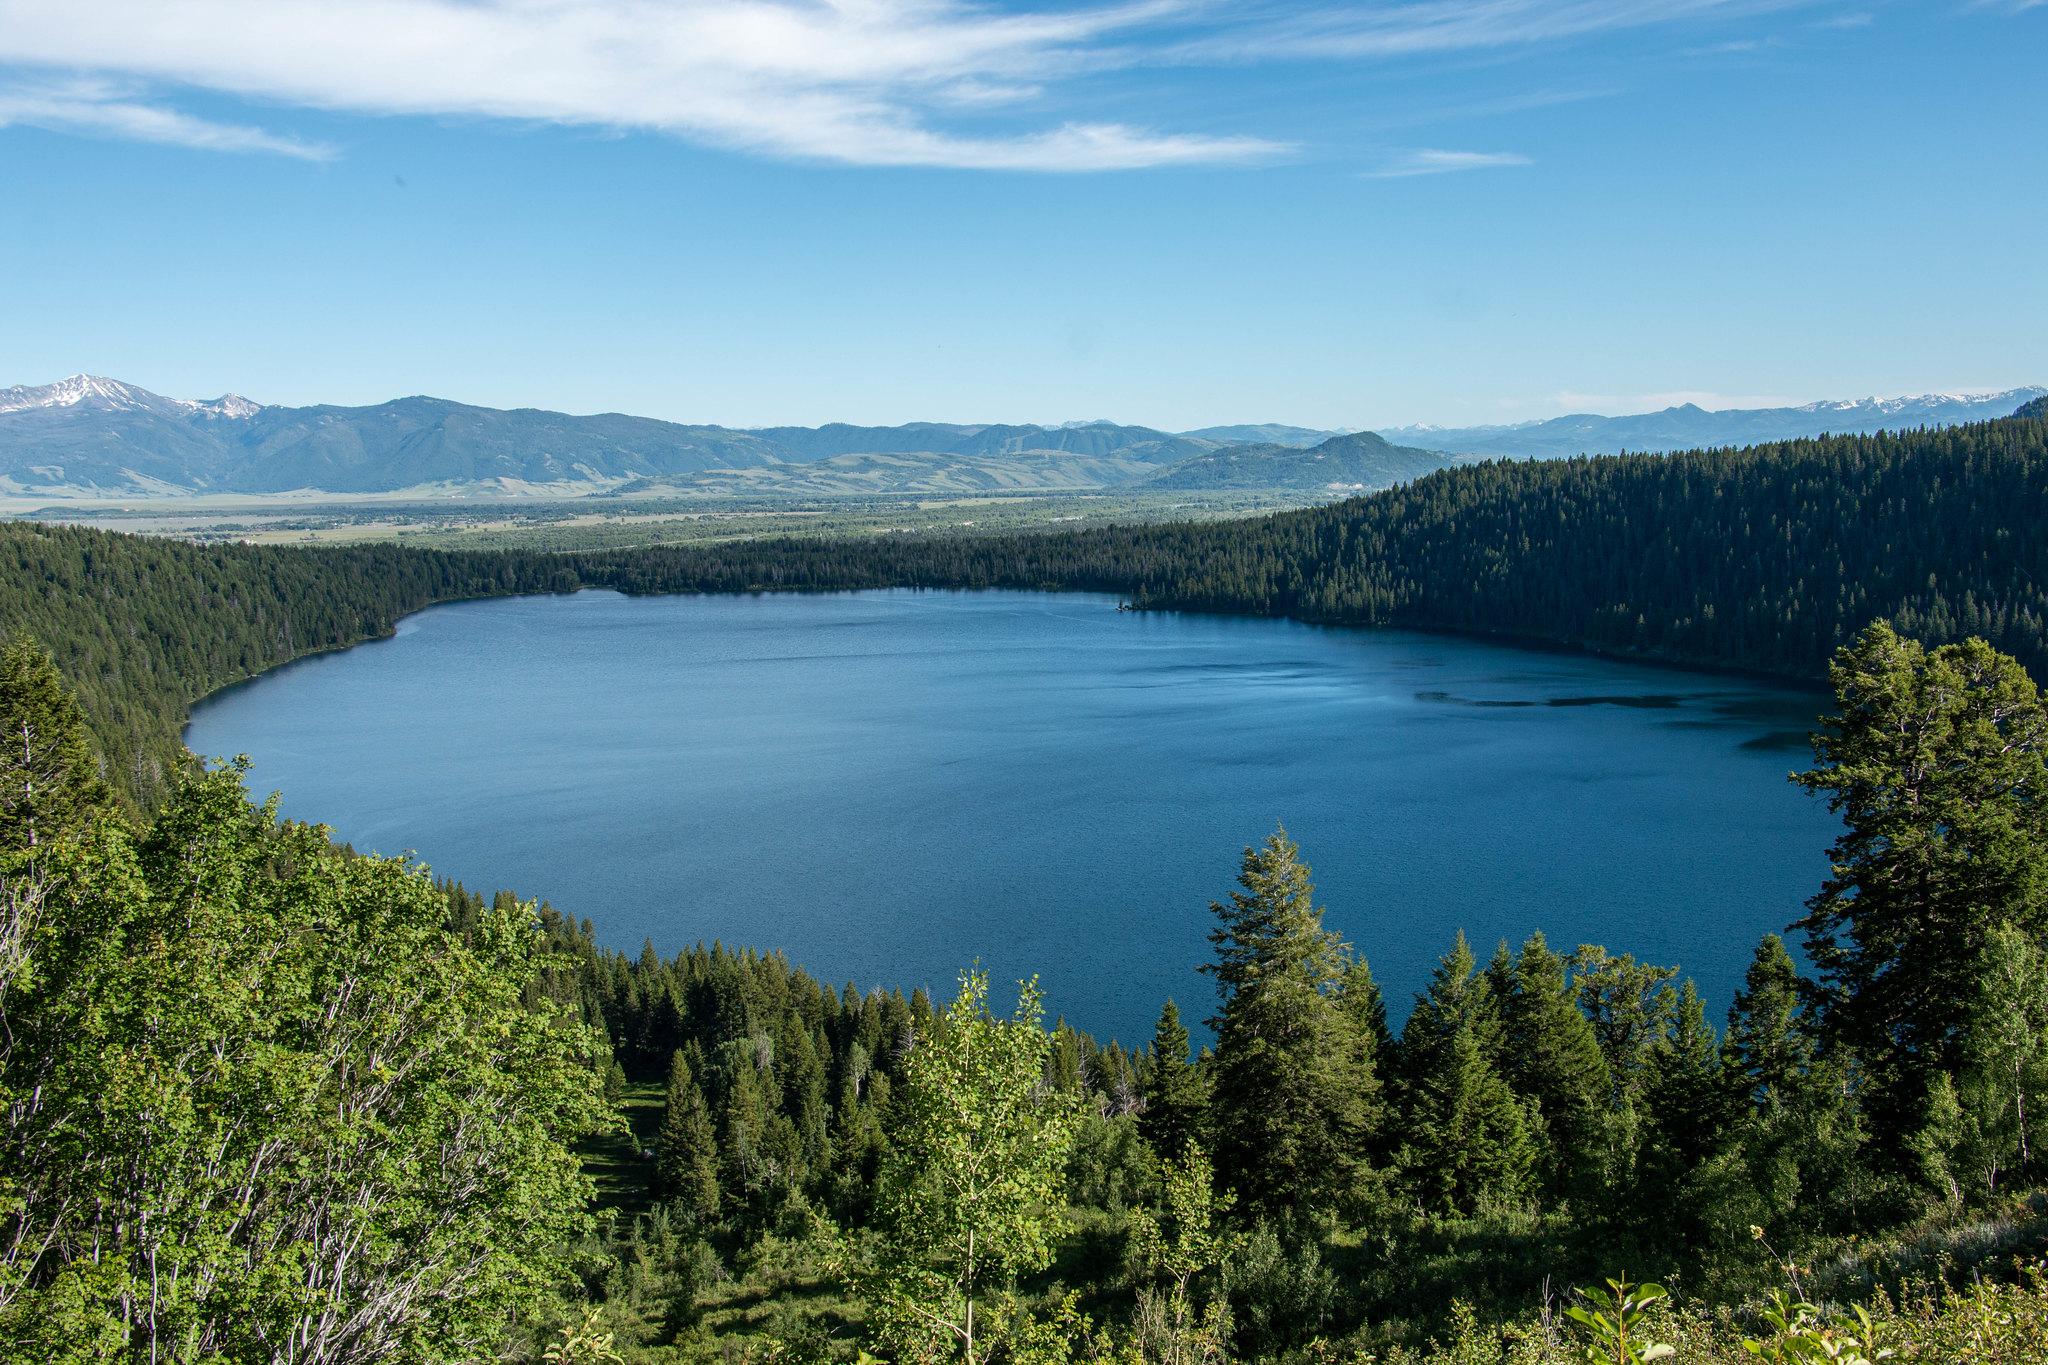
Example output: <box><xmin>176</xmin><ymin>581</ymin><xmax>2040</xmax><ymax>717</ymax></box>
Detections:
<box><xmin>185</xmin><ymin>589</ymin><xmax>1837</xmax><ymax>1044</ymax></box>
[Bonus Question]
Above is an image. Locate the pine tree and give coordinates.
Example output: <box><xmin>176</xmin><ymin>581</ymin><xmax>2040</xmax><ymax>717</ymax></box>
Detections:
<box><xmin>0</xmin><ymin>636</ymin><xmax>113</xmax><ymax>851</ymax></box>
<box><xmin>1637</xmin><ymin>981</ymin><xmax>1748</xmax><ymax>1250</ymax></box>
<box><xmin>1722</xmin><ymin>935</ymin><xmax>1812</xmax><ymax>1111</ymax></box>
<box><xmin>1496</xmin><ymin>932</ymin><xmax>1607</xmax><ymax>1199</ymax></box>
<box><xmin>1796</xmin><ymin>623</ymin><xmax>2048</xmax><ymax>1098</ymax></box>
<box><xmin>656</xmin><ymin>1051</ymin><xmax>722</xmax><ymax>1222</ymax></box>
<box><xmin>1140</xmin><ymin>1000</ymin><xmax>1207</xmax><ymax>1160</ymax></box>
<box><xmin>1203</xmin><ymin>826</ymin><xmax>1371</xmax><ymax>1219</ymax></box>
<box><xmin>1398</xmin><ymin>933</ymin><xmax>1534</xmax><ymax>1215</ymax></box>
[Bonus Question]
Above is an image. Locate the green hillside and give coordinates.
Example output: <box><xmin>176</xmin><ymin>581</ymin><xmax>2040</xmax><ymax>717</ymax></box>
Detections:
<box><xmin>7</xmin><ymin>407</ymin><xmax>2048</xmax><ymax>808</ymax></box>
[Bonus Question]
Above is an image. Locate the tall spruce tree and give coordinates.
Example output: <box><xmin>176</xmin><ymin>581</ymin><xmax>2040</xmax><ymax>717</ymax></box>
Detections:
<box><xmin>1140</xmin><ymin>1000</ymin><xmax>1208</xmax><ymax>1160</ymax></box>
<box><xmin>656</xmin><ymin>1051</ymin><xmax>723</xmax><ymax>1222</ymax></box>
<box><xmin>1397</xmin><ymin>932</ymin><xmax>1534</xmax><ymax>1216</ymax></box>
<box><xmin>1495</xmin><ymin>932</ymin><xmax>1607</xmax><ymax>1199</ymax></box>
<box><xmin>1203</xmin><ymin>826</ymin><xmax>1372</xmax><ymax>1219</ymax></box>
<box><xmin>1638</xmin><ymin>981</ymin><xmax>1746</xmax><ymax>1252</ymax></box>
<box><xmin>1722</xmin><ymin>934</ymin><xmax>1812</xmax><ymax>1110</ymax></box>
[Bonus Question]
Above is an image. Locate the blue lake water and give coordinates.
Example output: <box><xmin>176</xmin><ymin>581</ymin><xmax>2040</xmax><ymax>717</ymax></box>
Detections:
<box><xmin>185</xmin><ymin>588</ymin><xmax>1838</xmax><ymax>1045</ymax></box>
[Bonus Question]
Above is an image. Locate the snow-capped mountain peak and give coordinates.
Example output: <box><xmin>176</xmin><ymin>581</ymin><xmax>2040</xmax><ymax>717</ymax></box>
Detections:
<box><xmin>0</xmin><ymin>374</ymin><xmax>261</xmax><ymax>419</ymax></box>
<box><xmin>197</xmin><ymin>393</ymin><xmax>263</xmax><ymax>420</ymax></box>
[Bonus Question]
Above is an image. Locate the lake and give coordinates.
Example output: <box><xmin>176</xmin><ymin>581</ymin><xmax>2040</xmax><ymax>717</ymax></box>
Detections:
<box><xmin>185</xmin><ymin>588</ymin><xmax>1838</xmax><ymax>1045</ymax></box>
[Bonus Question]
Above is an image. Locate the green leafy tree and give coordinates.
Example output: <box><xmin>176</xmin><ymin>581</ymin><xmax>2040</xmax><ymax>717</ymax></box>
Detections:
<box><xmin>0</xmin><ymin>758</ymin><xmax>609</xmax><ymax>1360</ymax></box>
<box><xmin>1954</xmin><ymin>922</ymin><xmax>2048</xmax><ymax>1196</ymax></box>
<box><xmin>857</xmin><ymin>971</ymin><xmax>1083</xmax><ymax>1365</ymax></box>
<box><xmin>1129</xmin><ymin>1143</ymin><xmax>1237</xmax><ymax>1365</ymax></box>
<box><xmin>1203</xmin><ymin>826</ymin><xmax>1374</xmax><ymax>1219</ymax></box>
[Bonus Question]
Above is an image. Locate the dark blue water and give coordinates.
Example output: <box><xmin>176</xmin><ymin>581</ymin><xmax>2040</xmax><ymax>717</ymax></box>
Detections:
<box><xmin>185</xmin><ymin>589</ymin><xmax>1837</xmax><ymax>1045</ymax></box>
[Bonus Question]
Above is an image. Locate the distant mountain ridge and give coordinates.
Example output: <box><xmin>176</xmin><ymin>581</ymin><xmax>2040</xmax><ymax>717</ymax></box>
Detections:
<box><xmin>1146</xmin><ymin>430</ymin><xmax>1456</xmax><ymax>491</ymax></box>
<box><xmin>1379</xmin><ymin>389</ymin><xmax>2048</xmax><ymax>460</ymax></box>
<box><xmin>1</xmin><ymin>374</ymin><xmax>2037</xmax><ymax>498</ymax></box>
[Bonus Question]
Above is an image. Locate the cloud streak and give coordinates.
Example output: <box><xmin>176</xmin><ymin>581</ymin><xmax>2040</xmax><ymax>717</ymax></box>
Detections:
<box><xmin>0</xmin><ymin>76</ymin><xmax>332</xmax><ymax>159</ymax></box>
<box><xmin>0</xmin><ymin>0</ymin><xmax>1880</xmax><ymax>170</ymax></box>
<box><xmin>1365</xmin><ymin>148</ymin><xmax>1532</xmax><ymax>177</ymax></box>
<box><xmin>0</xmin><ymin>0</ymin><xmax>1281</xmax><ymax>171</ymax></box>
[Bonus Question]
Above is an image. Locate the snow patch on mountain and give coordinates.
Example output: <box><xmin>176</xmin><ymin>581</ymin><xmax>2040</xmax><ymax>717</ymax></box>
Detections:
<box><xmin>0</xmin><ymin>374</ymin><xmax>262</xmax><ymax>418</ymax></box>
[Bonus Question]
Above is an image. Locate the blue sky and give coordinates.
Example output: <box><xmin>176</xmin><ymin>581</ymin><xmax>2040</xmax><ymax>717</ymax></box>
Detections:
<box><xmin>0</xmin><ymin>0</ymin><xmax>2041</xmax><ymax>429</ymax></box>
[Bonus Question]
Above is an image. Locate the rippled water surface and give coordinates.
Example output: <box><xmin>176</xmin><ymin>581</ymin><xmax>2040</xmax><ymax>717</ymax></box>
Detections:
<box><xmin>186</xmin><ymin>589</ymin><xmax>1837</xmax><ymax>1043</ymax></box>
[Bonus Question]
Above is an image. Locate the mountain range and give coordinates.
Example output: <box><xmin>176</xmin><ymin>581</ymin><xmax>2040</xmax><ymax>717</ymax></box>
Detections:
<box><xmin>0</xmin><ymin>374</ymin><xmax>2038</xmax><ymax>500</ymax></box>
<box><xmin>1379</xmin><ymin>389</ymin><xmax>2047</xmax><ymax>460</ymax></box>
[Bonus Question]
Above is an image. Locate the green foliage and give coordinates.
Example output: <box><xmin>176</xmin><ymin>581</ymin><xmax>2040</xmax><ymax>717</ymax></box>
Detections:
<box><xmin>1399</xmin><ymin>933</ymin><xmax>1535</xmax><ymax>1217</ymax></box>
<box><xmin>0</xmin><ymin>634</ymin><xmax>112</xmax><ymax>850</ymax></box>
<box><xmin>1796</xmin><ymin>623</ymin><xmax>2048</xmax><ymax>1103</ymax></box>
<box><xmin>658</xmin><ymin>1052</ymin><xmax>725</xmax><ymax>1223</ymax></box>
<box><xmin>1205</xmin><ymin>828</ymin><xmax>1377</xmax><ymax>1220</ymax></box>
<box><xmin>0</xmin><ymin>757</ymin><xmax>610</xmax><ymax>1359</ymax></box>
<box><xmin>1953</xmin><ymin>924</ymin><xmax>2048</xmax><ymax>1197</ymax></box>
<box><xmin>1140</xmin><ymin>1001</ymin><xmax>1207</xmax><ymax>1163</ymax></box>
<box><xmin>1563</xmin><ymin>1277</ymin><xmax>1675</xmax><ymax>1364</ymax></box>
<box><xmin>855</xmin><ymin>971</ymin><xmax>1084</xmax><ymax>1365</ymax></box>
<box><xmin>1127</xmin><ymin>1145</ymin><xmax>1237</xmax><ymax>1365</ymax></box>
<box><xmin>1496</xmin><ymin>934</ymin><xmax>1609</xmax><ymax>1201</ymax></box>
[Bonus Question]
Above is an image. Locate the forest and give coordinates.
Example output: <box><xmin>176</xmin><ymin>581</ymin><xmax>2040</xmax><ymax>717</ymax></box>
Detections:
<box><xmin>4</xmin><ymin>403</ymin><xmax>2045</xmax><ymax>809</ymax></box>
<box><xmin>7</xmin><ymin>615</ymin><xmax>2048</xmax><ymax>1360</ymax></box>
<box><xmin>6</xmin><ymin>403</ymin><xmax>2048</xmax><ymax>1360</ymax></box>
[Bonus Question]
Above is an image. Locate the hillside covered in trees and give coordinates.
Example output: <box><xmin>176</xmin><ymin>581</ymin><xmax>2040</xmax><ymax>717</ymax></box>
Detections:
<box><xmin>8</xmin><ymin>406</ymin><xmax>2046</xmax><ymax>808</ymax></box>
<box><xmin>8</xmin><ymin>620</ymin><xmax>2048</xmax><ymax>1361</ymax></box>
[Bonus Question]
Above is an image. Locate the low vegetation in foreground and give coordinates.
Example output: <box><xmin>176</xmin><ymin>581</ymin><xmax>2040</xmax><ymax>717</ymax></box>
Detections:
<box><xmin>7</xmin><ymin>615</ymin><xmax>2048</xmax><ymax>1362</ymax></box>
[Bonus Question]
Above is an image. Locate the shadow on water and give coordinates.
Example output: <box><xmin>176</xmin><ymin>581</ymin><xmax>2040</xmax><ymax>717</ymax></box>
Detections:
<box><xmin>1416</xmin><ymin>690</ymin><xmax>1684</xmax><ymax>710</ymax></box>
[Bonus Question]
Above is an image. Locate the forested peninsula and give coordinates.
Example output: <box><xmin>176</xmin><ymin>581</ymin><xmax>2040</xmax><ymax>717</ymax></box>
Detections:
<box><xmin>7</xmin><ymin>404</ymin><xmax>2046</xmax><ymax>808</ymax></box>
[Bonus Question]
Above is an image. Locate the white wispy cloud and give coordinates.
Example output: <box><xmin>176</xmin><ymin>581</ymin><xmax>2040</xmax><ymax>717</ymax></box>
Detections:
<box><xmin>0</xmin><ymin>0</ymin><xmax>1912</xmax><ymax>171</ymax></box>
<box><xmin>1174</xmin><ymin>0</ymin><xmax>1803</xmax><ymax>62</ymax></box>
<box><xmin>1365</xmin><ymin>148</ymin><xmax>1532</xmax><ymax>177</ymax></box>
<box><xmin>0</xmin><ymin>0</ymin><xmax>1280</xmax><ymax>171</ymax></box>
<box><xmin>0</xmin><ymin>76</ymin><xmax>332</xmax><ymax>159</ymax></box>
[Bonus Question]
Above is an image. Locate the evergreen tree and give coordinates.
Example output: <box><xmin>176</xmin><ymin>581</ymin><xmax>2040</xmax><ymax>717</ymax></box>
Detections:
<box><xmin>1571</xmin><ymin>945</ymin><xmax>1677</xmax><ymax>1185</ymax></box>
<box><xmin>656</xmin><ymin>1051</ymin><xmax>722</xmax><ymax>1223</ymax></box>
<box><xmin>1722</xmin><ymin>934</ymin><xmax>1813</xmax><ymax>1110</ymax></box>
<box><xmin>1398</xmin><ymin>933</ymin><xmax>1534</xmax><ymax>1215</ymax></box>
<box><xmin>1203</xmin><ymin>827</ymin><xmax>1371</xmax><ymax>1219</ymax></box>
<box><xmin>1797</xmin><ymin>623</ymin><xmax>2048</xmax><ymax>1099</ymax></box>
<box><xmin>1140</xmin><ymin>999</ymin><xmax>1208</xmax><ymax>1160</ymax></box>
<box><xmin>1496</xmin><ymin>932</ymin><xmax>1607</xmax><ymax>1199</ymax></box>
<box><xmin>1638</xmin><ymin>981</ymin><xmax>1747</xmax><ymax>1253</ymax></box>
<box><xmin>0</xmin><ymin>636</ymin><xmax>112</xmax><ymax>850</ymax></box>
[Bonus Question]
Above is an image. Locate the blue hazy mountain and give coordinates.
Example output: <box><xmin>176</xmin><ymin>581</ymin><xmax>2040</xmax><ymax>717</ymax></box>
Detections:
<box><xmin>1145</xmin><ymin>429</ymin><xmax>1456</xmax><ymax>492</ymax></box>
<box><xmin>0</xmin><ymin>377</ymin><xmax>1214</xmax><ymax>496</ymax></box>
<box><xmin>1380</xmin><ymin>389</ymin><xmax>2048</xmax><ymax>460</ymax></box>
<box><xmin>3</xmin><ymin>375</ymin><xmax>2039</xmax><ymax>497</ymax></box>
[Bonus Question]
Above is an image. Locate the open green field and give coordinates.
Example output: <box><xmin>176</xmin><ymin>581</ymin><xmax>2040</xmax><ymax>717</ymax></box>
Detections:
<box><xmin>10</xmin><ymin>489</ymin><xmax>1307</xmax><ymax>553</ymax></box>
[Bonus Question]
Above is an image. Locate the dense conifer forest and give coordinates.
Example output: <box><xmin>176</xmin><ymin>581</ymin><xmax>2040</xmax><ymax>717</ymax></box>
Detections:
<box><xmin>7</xmin><ymin>406</ymin><xmax>2046</xmax><ymax>809</ymax></box>
<box><xmin>7</xmin><ymin>404</ymin><xmax>2048</xmax><ymax>1359</ymax></box>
